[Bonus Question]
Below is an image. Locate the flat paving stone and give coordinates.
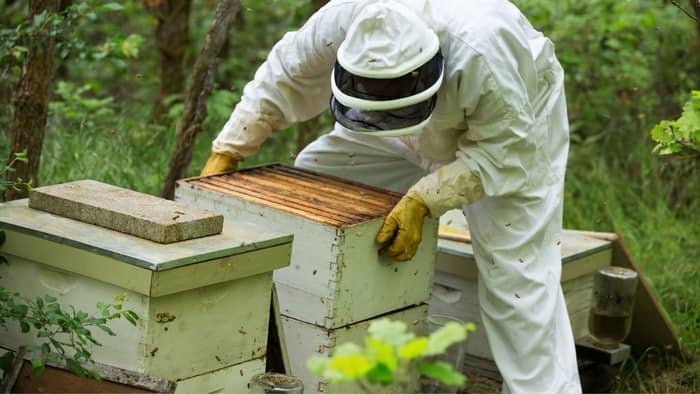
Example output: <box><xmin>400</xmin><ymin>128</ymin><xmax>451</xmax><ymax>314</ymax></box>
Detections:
<box><xmin>28</xmin><ymin>180</ymin><xmax>223</xmax><ymax>243</ymax></box>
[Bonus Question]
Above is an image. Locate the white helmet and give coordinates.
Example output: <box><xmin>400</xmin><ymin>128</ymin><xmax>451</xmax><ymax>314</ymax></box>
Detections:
<box><xmin>330</xmin><ymin>0</ymin><xmax>444</xmax><ymax>137</ymax></box>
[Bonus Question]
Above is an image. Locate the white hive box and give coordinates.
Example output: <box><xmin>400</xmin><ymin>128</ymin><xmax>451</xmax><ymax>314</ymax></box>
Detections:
<box><xmin>175</xmin><ymin>164</ymin><xmax>438</xmax><ymax>329</ymax></box>
<box><xmin>283</xmin><ymin>304</ymin><xmax>428</xmax><ymax>393</ymax></box>
<box><xmin>0</xmin><ymin>199</ymin><xmax>292</xmax><ymax>388</ymax></box>
<box><xmin>428</xmin><ymin>210</ymin><xmax>613</xmax><ymax>379</ymax></box>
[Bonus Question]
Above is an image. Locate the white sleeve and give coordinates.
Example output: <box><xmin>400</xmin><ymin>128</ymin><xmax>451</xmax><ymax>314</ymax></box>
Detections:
<box><xmin>409</xmin><ymin>30</ymin><xmax>541</xmax><ymax>216</ymax></box>
<box><xmin>213</xmin><ymin>2</ymin><xmax>355</xmax><ymax>159</ymax></box>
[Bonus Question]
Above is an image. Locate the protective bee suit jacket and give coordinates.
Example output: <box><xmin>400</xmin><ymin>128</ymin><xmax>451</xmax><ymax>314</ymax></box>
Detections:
<box><xmin>213</xmin><ymin>0</ymin><xmax>581</xmax><ymax>392</ymax></box>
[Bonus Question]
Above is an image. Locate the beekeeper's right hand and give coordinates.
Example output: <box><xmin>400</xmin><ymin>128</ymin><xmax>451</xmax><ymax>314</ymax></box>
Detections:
<box><xmin>200</xmin><ymin>151</ymin><xmax>239</xmax><ymax>176</ymax></box>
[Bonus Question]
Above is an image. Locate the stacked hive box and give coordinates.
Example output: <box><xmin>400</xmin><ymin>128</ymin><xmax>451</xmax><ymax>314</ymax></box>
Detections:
<box><xmin>429</xmin><ymin>210</ymin><xmax>613</xmax><ymax>379</ymax></box>
<box><xmin>0</xmin><ymin>190</ymin><xmax>292</xmax><ymax>393</ymax></box>
<box><xmin>176</xmin><ymin>164</ymin><xmax>438</xmax><ymax>392</ymax></box>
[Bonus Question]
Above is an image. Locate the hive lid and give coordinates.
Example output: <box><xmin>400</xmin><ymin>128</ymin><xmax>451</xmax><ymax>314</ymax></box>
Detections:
<box><xmin>180</xmin><ymin>164</ymin><xmax>403</xmax><ymax>227</ymax></box>
<box><xmin>0</xmin><ymin>199</ymin><xmax>292</xmax><ymax>271</ymax></box>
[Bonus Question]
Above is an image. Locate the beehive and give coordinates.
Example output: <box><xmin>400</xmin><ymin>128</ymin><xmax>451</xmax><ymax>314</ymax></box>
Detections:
<box><xmin>175</xmin><ymin>164</ymin><xmax>438</xmax><ymax>329</ymax></box>
<box><xmin>428</xmin><ymin>210</ymin><xmax>613</xmax><ymax>379</ymax></box>
<box><xmin>0</xmin><ymin>198</ymin><xmax>292</xmax><ymax>393</ymax></box>
<box><xmin>283</xmin><ymin>304</ymin><xmax>428</xmax><ymax>393</ymax></box>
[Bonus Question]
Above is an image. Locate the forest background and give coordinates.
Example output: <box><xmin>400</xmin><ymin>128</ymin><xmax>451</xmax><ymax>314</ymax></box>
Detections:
<box><xmin>1</xmin><ymin>0</ymin><xmax>699</xmax><ymax>391</ymax></box>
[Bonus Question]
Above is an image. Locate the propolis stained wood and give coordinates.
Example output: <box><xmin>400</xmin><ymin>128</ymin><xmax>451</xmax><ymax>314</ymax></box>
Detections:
<box><xmin>176</xmin><ymin>164</ymin><xmax>438</xmax><ymax>329</ymax></box>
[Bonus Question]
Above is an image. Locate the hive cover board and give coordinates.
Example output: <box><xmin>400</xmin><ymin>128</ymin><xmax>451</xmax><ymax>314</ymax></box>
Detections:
<box><xmin>28</xmin><ymin>179</ymin><xmax>223</xmax><ymax>243</ymax></box>
<box><xmin>184</xmin><ymin>164</ymin><xmax>403</xmax><ymax>227</ymax></box>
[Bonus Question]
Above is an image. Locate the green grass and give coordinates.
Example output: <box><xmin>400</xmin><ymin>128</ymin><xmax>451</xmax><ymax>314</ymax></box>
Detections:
<box><xmin>563</xmin><ymin>141</ymin><xmax>699</xmax><ymax>392</ymax></box>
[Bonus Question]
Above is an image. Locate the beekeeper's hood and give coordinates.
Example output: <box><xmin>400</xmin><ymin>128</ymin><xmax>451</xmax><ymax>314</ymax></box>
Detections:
<box><xmin>330</xmin><ymin>0</ymin><xmax>443</xmax><ymax>137</ymax></box>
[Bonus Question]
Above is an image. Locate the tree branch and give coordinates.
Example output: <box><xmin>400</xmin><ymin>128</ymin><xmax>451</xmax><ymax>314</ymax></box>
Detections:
<box><xmin>671</xmin><ymin>0</ymin><xmax>700</xmax><ymax>23</ymax></box>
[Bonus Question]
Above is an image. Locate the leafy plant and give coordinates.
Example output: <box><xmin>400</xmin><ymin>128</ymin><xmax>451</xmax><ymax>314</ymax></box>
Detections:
<box><xmin>0</xmin><ymin>289</ymin><xmax>139</xmax><ymax>380</ymax></box>
<box><xmin>0</xmin><ymin>150</ymin><xmax>32</xmax><ymax>196</ymax></box>
<box><xmin>650</xmin><ymin>90</ymin><xmax>700</xmax><ymax>157</ymax></box>
<box><xmin>307</xmin><ymin>318</ymin><xmax>476</xmax><ymax>392</ymax></box>
<box><xmin>0</xmin><ymin>2</ymin><xmax>140</xmax><ymax>68</ymax></box>
<box><xmin>49</xmin><ymin>81</ymin><xmax>117</xmax><ymax>129</ymax></box>
<box><xmin>0</xmin><ymin>230</ymin><xmax>139</xmax><ymax>380</ymax></box>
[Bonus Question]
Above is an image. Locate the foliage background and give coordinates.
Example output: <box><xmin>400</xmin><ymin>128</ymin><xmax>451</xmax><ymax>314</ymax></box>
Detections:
<box><xmin>1</xmin><ymin>0</ymin><xmax>699</xmax><ymax>391</ymax></box>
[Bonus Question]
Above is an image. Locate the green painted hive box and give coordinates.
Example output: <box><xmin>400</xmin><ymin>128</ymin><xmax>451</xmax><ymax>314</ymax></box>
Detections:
<box><xmin>175</xmin><ymin>164</ymin><xmax>438</xmax><ymax>330</ymax></box>
<box><xmin>0</xmin><ymin>199</ymin><xmax>292</xmax><ymax>390</ymax></box>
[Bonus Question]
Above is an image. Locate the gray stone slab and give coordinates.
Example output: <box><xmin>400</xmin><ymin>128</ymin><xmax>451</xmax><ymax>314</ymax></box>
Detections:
<box><xmin>28</xmin><ymin>180</ymin><xmax>223</xmax><ymax>243</ymax></box>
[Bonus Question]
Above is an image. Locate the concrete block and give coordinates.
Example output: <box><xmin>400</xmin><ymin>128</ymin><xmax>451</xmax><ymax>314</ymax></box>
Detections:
<box><xmin>28</xmin><ymin>180</ymin><xmax>223</xmax><ymax>243</ymax></box>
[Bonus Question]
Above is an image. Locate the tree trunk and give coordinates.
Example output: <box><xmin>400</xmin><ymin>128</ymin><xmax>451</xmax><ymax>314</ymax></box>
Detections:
<box><xmin>160</xmin><ymin>0</ymin><xmax>240</xmax><ymax>199</ymax></box>
<box><xmin>144</xmin><ymin>0</ymin><xmax>192</xmax><ymax>123</ymax></box>
<box><xmin>691</xmin><ymin>0</ymin><xmax>700</xmax><ymax>43</ymax></box>
<box><xmin>295</xmin><ymin>0</ymin><xmax>329</xmax><ymax>154</ymax></box>
<box><xmin>4</xmin><ymin>0</ymin><xmax>59</xmax><ymax>201</ymax></box>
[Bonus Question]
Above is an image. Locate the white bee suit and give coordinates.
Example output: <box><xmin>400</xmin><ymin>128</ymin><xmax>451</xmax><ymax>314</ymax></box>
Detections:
<box><xmin>213</xmin><ymin>0</ymin><xmax>581</xmax><ymax>392</ymax></box>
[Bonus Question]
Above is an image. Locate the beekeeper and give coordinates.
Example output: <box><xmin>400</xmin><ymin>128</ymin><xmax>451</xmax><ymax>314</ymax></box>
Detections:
<box><xmin>201</xmin><ymin>0</ymin><xmax>581</xmax><ymax>392</ymax></box>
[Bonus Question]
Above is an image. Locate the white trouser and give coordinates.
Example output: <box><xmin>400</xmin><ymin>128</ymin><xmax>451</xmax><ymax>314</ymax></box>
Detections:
<box><xmin>295</xmin><ymin>125</ymin><xmax>582</xmax><ymax>393</ymax></box>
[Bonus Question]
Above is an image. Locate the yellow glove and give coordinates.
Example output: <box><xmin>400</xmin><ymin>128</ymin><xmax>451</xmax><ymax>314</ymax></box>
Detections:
<box><xmin>375</xmin><ymin>192</ymin><xmax>428</xmax><ymax>262</ymax></box>
<box><xmin>201</xmin><ymin>151</ymin><xmax>239</xmax><ymax>176</ymax></box>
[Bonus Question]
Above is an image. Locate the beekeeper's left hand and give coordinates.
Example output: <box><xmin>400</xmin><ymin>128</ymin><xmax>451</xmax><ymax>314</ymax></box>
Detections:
<box><xmin>375</xmin><ymin>192</ymin><xmax>428</xmax><ymax>262</ymax></box>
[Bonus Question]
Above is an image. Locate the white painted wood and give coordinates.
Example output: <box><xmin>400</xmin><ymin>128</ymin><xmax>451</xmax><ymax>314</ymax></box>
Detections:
<box><xmin>281</xmin><ymin>305</ymin><xmax>429</xmax><ymax>393</ymax></box>
<box><xmin>0</xmin><ymin>255</ymin><xmax>149</xmax><ymax>373</ymax></box>
<box><xmin>0</xmin><ymin>253</ymin><xmax>273</xmax><ymax>381</ymax></box>
<box><xmin>177</xmin><ymin>183</ymin><xmax>438</xmax><ymax>329</ymax></box>
<box><xmin>174</xmin><ymin>357</ymin><xmax>266</xmax><ymax>394</ymax></box>
<box><xmin>0</xmin><ymin>200</ymin><xmax>291</xmax><ymax>382</ymax></box>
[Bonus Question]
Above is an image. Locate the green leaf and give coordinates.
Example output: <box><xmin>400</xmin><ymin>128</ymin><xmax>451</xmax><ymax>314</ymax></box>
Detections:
<box><xmin>86</xmin><ymin>368</ymin><xmax>102</xmax><ymax>381</ymax></box>
<box><xmin>367</xmin><ymin>319</ymin><xmax>414</xmax><ymax>347</ymax></box>
<box><xmin>0</xmin><ymin>351</ymin><xmax>14</xmax><ymax>375</ymax></box>
<box><xmin>398</xmin><ymin>337</ymin><xmax>429</xmax><ymax>360</ymax></box>
<box><xmin>97</xmin><ymin>3</ymin><xmax>124</xmax><ymax>12</ymax></box>
<box><xmin>10</xmin><ymin>304</ymin><xmax>28</xmax><ymax>317</ymax></box>
<box><xmin>96</xmin><ymin>323</ymin><xmax>115</xmax><ymax>336</ymax></box>
<box><xmin>365</xmin><ymin>338</ymin><xmax>397</xmax><ymax>371</ymax></box>
<box><xmin>65</xmin><ymin>358</ymin><xmax>87</xmax><ymax>378</ymax></box>
<box><xmin>425</xmin><ymin>322</ymin><xmax>467</xmax><ymax>356</ymax></box>
<box><xmin>416</xmin><ymin>361</ymin><xmax>466</xmax><ymax>387</ymax></box>
<box><xmin>20</xmin><ymin>321</ymin><xmax>30</xmax><ymax>333</ymax></box>
<box><xmin>31</xmin><ymin>358</ymin><xmax>45</xmax><ymax>377</ymax></box>
<box><xmin>32</xmin><ymin>11</ymin><xmax>48</xmax><ymax>29</ymax></box>
<box><xmin>124</xmin><ymin>310</ymin><xmax>139</xmax><ymax>326</ymax></box>
<box><xmin>49</xmin><ymin>338</ymin><xmax>65</xmax><ymax>354</ymax></box>
<box><xmin>365</xmin><ymin>362</ymin><xmax>394</xmax><ymax>386</ymax></box>
<box><xmin>327</xmin><ymin>353</ymin><xmax>373</xmax><ymax>380</ymax></box>
<box><xmin>120</xmin><ymin>34</ymin><xmax>143</xmax><ymax>58</ymax></box>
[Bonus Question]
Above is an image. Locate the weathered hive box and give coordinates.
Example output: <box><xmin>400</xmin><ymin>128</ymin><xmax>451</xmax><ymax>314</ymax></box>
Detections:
<box><xmin>0</xmin><ymin>199</ymin><xmax>292</xmax><ymax>393</ymax></box>
<box><xmin>175</xmin><ymin>164</ymin><xmax>438</xmax><ymax>329</ymax></box>
<box><xmin>283</xmin><ymin>304</ymin><xmax>428</xmax><ymax>393</ymax></box>
<box><xmin>428</xmin><ymin>210</ymin><xmax>613</xmax><ymax>379</ymax></box>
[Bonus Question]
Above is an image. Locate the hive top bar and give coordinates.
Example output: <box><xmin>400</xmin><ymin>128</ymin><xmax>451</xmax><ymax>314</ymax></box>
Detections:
<box><xmin>0</xmin><ymin>199</ymin><xmax>292</xmax><ymax>271</ymax></box>
<box><xmin>181</xmin><ymin>164</ymin><xmax>404</xmax><ymax>227</ymax></box>
<box><xmin>28</xmin><ymin>179</ymin><xmax>223</xmax><ymax>243</ymax></box>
